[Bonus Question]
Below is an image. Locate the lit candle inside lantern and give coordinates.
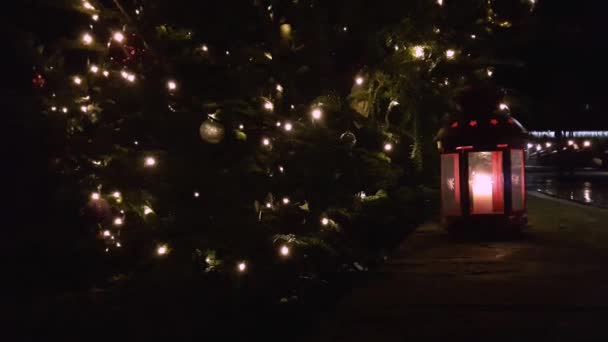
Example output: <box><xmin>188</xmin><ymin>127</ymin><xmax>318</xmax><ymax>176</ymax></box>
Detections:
<box><xmin>471</xmin><ymin>173</ymin><xmax>493</xmax><ymax>213</ymax></box>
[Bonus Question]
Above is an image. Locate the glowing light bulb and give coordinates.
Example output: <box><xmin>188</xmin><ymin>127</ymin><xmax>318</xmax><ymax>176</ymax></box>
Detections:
<box><xmin>437</xmin><ymin>0</ymin><xmax>443</xmax><ymax>5</ymax></box>
<box><xmin>545</xmin><ymin>142</ymin><xmax>552</xmax><ymax>148</ymax></box>
<box><xmin>144</xmin><ymin>156</ymin><xmax>156</xmax><ymax>167</ymax></box>
<box><xmin>113</xmin><ymin>31</ymin><xmax>125</xmax><ymax>43</ymax></box>
<box><xmin>264</xmin><ymin>52</ymin><xmax>273</xmax><ymax>60</ymax></box>
<box><xmin>112</xmin><ymin>191</ymin><xmax>121</xmax><ymax>199</ymax></box>
<box><xmin>282</xmin><ymin>197</ymin><xmax>290</xmax><ymax>204</ymax></box>
<box><xmin>284</xmin><ymin>122</ymin><xmax>293</xmax><ymax>131</ymax></box>
<box><xmin>276</xmin><ymin>84</ymin><xmax>283</xmax><ymax>92</ymax></box>
<box><xmin>536</xmin><ymin>144</ymin><xmax>542</xmax><ymax>151</ymax></box>
<box><xmin>262</xmin><ymin>138</ymin><xmax>270</xmax><ymax>146</ymax></box>
<box><xmin>278</xmin><ymin>166</ymin><xmax>284</xmax><ymax>173</ymax></box>
<box><xmin>51</xmin><ymin>106</ymin><xmax>57</xmax><ymax>112</ymax></box>
<box><xmin>73</xmin><ymin>76</ymin><xmax>82</xmax><ymax>85</ymax></box>
<box><xmin>445</xmin><ymin>49</ymin><xmax>455</xmax><ymax>59</ymax></box>
<box><xmin>62</xmin><ymin>107</ymin><xmax>68</xmax><ymax>113</ymax></box>
<box><xmin>355</xmin><ymin>76</ymin><xmax>364</xmax><ymax>85</ymax></box>
<box><xmin>384</xmin><ymin>143</ymin><xmax>393</xmax><ymax>151</ymax></box>
<box><xmin>83</xmin><ymin>1</ymin><xmax>95</xmax><ymax>10</ymax></box>
<box><xmin>103</xmin><ymin>230</ymin><xmax>111</xmax><ymax>237</ymax></box>
<box><xmin>359</xmin><ymin>191</ymin><xmax>367</xmax><ymax>199</ymax></box>
<box><xmin>237</xmin><ymin>262</ymin><xmax>247</xmax><ymax>272</ymax></box>
<box><xmin>276</xmin><ymin>121</ymin><xmax>282</xmax><ymax>127</ymax></box>
<box><xmin>82</xmin><ymin>33</ymin><xmax>93</xmax><ymax>45</ymax></box>
<box><xmin>157</xmin><ymin>245</ymin><xmax>168</xmax><ymax>256</ymax></box>
<box><xmin>280</xmin><ymin>245</ymin><xmax>290</xmax><ymax>256</ymax></box>
<box><xmin>321</xmin><ymin>217</ymin><xmax>329</xmax><ymax>226</ymax></box>
<box><xmin>499</xmin><ymin>103</ymin><xmax>509</xmax><ymax>111</ymax></box>
<box><xmin>167</xmin><ymin>80</ymin><xmax>177</xmax><ymax>91</ymax></box>
<box><xmin>143</xmin><ymin>206</ymin><xmax>153</xmax><ymax>215</ymax></box>
<box><xmin>568</xmin><ymin>140</ymin><xmax>574</xmax><ymax>146</ymax></box>
<box><xmin>194</xmin><ymin>191</ymin><xmax>200</xmax><ymax>198</ymax></box>
<box><xmin>265</xmin><ymin>202</ymin><xmax>272</xmax><ymax>208</ymax></box>
<box><xmin>584</xmin><ymin>140</ymin><xmax>591</xmax><ymax>147</ymax></box>
<box><xmin>92</xmin><ymin>14</ymin><xmax>99</xmax><ymax>21</ymax></box>
<box><xmin>113</xmin><ymin>217</ymin><xmax>124</xmax><ymax>226</ymax></box>
<box><xmin>80</xmin><ymin>105</ymin><xmax>88</xmax><ymax>113</ymax></box>
<box><xmin>487</xmin><ymin>68</ymin><xmax>494</xmax><ymax>77</ymax></box>
<box><xmin>343</xmin><ymin>26</ymin><xmax>348</xmax><ymax>32</ymax></box>
<box><xmin>202</xmin><ymin>45</ymin><xmax>208</xmax><ymax>52</ymax></box>
<box><xmin>121</xmin><ymin>71</ymin><xmax>129</xmax><ymax>79</ymax></box>
<box><xmin>90</xmin><ymin>65</ymin><xmax>99</xmax><ymax>73</ymax></box>
<box><xmin>263</xmin><ymin>101</ymin><xmax>274</xmax><ymax>111</ymax></box>
<box><xmin>91</xmin><ymin>192</ymin><xmax>100</xmax><ymax>200</ymax></box>
<box><xmin>471</xmin><ymin>34</ymin><xmax>477</xmax><ymax>39</ymax></box>
<box><xmin>238</xmin><ymin>124</ymin><xmax>244</xmax><ymax>130</ymax></box>
<box><xmin>127</xmin><ymin>74</ymin><xmax>135</xmax><ymax>83</ymax></box>
<box><xmin>412</xmin><ymin>46</ymin><xmax>424</xmax><ymax>59</ymax></box>
<box><xmin>311</xmin><ymin>108</ymin><xmax>322</xmax><ymax>120</ymax></box>
<box><xmin>527</xmin><ymin>143</ymin><xmax>534</xmax><ymax>148</ymax></box>
<box><xmin>102</xmin><ymin>70</ymin><xmax>109</xmax><ymax>77</ymax></box>
<box><xmin>116</xmin><ymin>242</ymin><xmax>122</xmax><ymax>247</ymax></box>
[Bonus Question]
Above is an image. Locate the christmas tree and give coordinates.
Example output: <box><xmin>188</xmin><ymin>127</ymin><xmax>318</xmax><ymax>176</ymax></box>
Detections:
<box><xmin>20</xmin><ymin>0</ymin><xmax>535</xmax><ymax>339</ymax></box>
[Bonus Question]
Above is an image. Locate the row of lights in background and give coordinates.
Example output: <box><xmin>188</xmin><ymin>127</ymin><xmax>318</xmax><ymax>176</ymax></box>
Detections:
<box><xmin>527</xmin><ymin>140</ymin><xmax>592</xmax><ymax>151</ymax></box>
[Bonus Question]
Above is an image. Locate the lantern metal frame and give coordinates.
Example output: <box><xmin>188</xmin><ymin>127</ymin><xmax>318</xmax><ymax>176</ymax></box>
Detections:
<box><xmin>437</xmin><ymin>113</ymin><xmax>528</xmax><ymax>228</ymax></box>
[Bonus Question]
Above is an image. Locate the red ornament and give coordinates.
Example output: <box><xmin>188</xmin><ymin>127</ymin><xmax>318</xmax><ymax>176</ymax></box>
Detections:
<box><xmin>469</xmin><ymin>120</ymin><xmax>477</xmax><ymax>127</ymax></box>
<box><xmin>490</xmin><ymin>119</ymin><xmax>498</xmax><ymax>126</ymax></box>
<box><xmin>451</xmin><ymin>122</ymin><xmax>459</xmax><ymax>128</ymax></box>
<box><xmin>508</xmin><ymin>118</ymin><xmax>514</xmax><ymax>125</ymax></box>
<box><xmin>32</xmin><ymin>73</ymin><xmax>45</xmax><ymax>88</ymax></box>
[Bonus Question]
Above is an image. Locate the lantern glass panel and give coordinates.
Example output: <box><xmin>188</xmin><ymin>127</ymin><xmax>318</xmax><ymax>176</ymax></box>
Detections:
<box><xmin>440</xmin><ymin>153</ymin><xmax>461</xmax><ymax>216</ymax></box>
<box><xmin>468</xmin><ymin>151</ymin><xmax>504</xmax><ymax>214</ymax></box>
<box><xmin>510</xmin><ymin>149</ymin><xmax>525</xmax><ymax>211</ymax></box>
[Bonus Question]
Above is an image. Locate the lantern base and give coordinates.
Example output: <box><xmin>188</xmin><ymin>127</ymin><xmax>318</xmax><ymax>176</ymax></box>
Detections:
<box><xmin>444</xmin><ymin>213</ymin><xmax>528</xmax><ymax>236</ymax></box>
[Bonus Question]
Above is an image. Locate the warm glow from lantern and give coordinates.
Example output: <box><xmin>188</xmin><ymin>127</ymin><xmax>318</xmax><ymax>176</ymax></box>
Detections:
<box><xmin>471</xmin><ymin>173</ymin><xmax>493</xmax><ymax>213</ymax></box>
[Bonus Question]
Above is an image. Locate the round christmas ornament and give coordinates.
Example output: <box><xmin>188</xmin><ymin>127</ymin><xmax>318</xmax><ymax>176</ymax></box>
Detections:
<box><xmin>199</xmin><ymin>118</ymin><xmax>225</xmax><ymax>144</ymax></box>
<box><xmin>339</xmin><ymin>131</ymin><xmax>357</xmax><ymax>148</ymax></box>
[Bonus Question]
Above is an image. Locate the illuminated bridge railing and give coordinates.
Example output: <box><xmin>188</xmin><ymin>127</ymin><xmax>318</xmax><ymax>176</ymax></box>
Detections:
<box><xmin>529</xmin><ymin>131</ymin><xmax>608</xmax><ymax>138</ymax></box>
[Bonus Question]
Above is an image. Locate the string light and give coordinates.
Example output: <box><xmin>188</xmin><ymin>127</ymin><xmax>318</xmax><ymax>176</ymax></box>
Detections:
<box><xmin>112</xmin><ymin>191</ymin><xmax>121</xmax><ymax>199</ymax></box>
<box><xmin>265</xmin><ymin>202</ymin><xmax>273</xmax><ymax>208</ymax></box>
<box><xmin>62</xmin><ymin>107</ymin><xmax>68</xmax><ymax>113</ymax></box>
<box><xmin>143</xmin><ymin>206</ymin><xmax>154</xmax><ymax>215</ymax></box>
<box><xmin>82</xmin><ymin>32</ymin><xmax>93</xmax><ymax>45</ymax></box>
<box><xmin>568</xmin><ymin>140</ymin><xmax>574</xmax><ymax>146</ymax></box>
<box><xmin>113</xmin><ymin>31</ymin><xmax>125</xmax><ymax>43</ymax></box>
<box><xmin>121</xmin><ymin>71</ymin><xmax>129</xmax><ymax>79</ymax></box>
<box><xmin>412</xmin><ymin>46</ymin><xmax>425</xmax><ymax>59</ymax></box>
<box><xmin>194</xmin><ymin>191</ymin><xmax>200</xmax><ymax>198</ymax></box>
<box><xmin>487</xmin><ymin>68</ymin><xmax>494</xmax><ymax>77</ymax></box>
<box><xmin>499</xmin><ymin>103</ymin><xmax>509</xmax><ymax>111</ymax></box>
<box><xmin>445</xmin><ymin>49</ymin><xmax>455</xmax><ymax>59</ymax></box>
<box><xmin>311</xmin><ymin>108</ymin><xmax>322</xmax><ymax>120</ymax></box>
<box><xmin>545</xmin><ymin>142</ymin><xmax>552</xmax><ymax>148</ymax></box>
<box><xmin>82</xmin><ymin>1</ymin><xmax>95</xmax><ymax>10</ymax></box>
<box><xmin>263</xmin><ymin>101</ymin><xmax>274</xmax><ymax>111</ymax></box>
<box><xmin>102</xmin><ymin>70</ymin><xmax>109</xmax><ymax>77</ymax></box>
<box><xmin>73</xmin><ymin>76</ymin><xmax>82</xmax><ymax>85</ymax></box>
<box><xmin>280</xmin><ymin>245</ymin><xmax>290</xmax><ymax>257</ymax></box>
<box><xmin>127</xmin><ymin>74</ymin><xmax>136</xmax><ymax>83</ymax></box>
<box><xmin>157</xmin><ymin>244</ymin><xmax>168</xmax><ymax>256</ymax></box>
<box><xmin>262</xmin><ymin>138</ymin><xmax>271</xmax><ymax>146</ymax></box>
<box><xmin>116</xmin><ymin>242</ymin><xmax>122</xmax><ymax>247</ymax></box>
<box><xmin>51</xmin><ymin>106</ymin><xmax>57</xmax><ymax>112</ymax></box>
<box><xmin>276</xmin><ymin>84</ymin><xmax>283</xmax><ymax>92</ymax></box>
<box><xmin>276</xmin><ymin>121</ymin><xmax>282</xmax><ymax>127</ymax></box>
<box><xmin>437</xmin><ymin>0</ymin><xmax>443</xmax><ymax>5</ymax></box>
<box><xmin>284</xmin><ymin>122</ymin><xmax>293</xmax><ymax>132</ymax></box>
<box><xmin>237</xmin><ymin>261</ymin><xmax>247</xmax><ymax>272</ymax></box>
<box><xmin>91</xmin><ymin>192</ymin><xmax>100</xmax><ymax>200</ymax></box>
<box><xmin>113</xmin><ymin>217</ymin><xmax>124</xmax><ymax>226</ymax></box>
<box><xmin>92</xmin><ymin>14</ymin><xmax>99</xmax><ymax>21</ymax></box>
<box><xmin>264</xmin><ymin>52</ymin><xmax>273</xmax><ymax>60</ymax></box>
<box><xmin>90</xmin><ymin>65</ymin><xmax>99</xmax><ymax>73</ymax></box>
<box><xmin>355</xmin><ymin>76</ymin><xmax>364</xmax><ymax>85</ymax></box>
<box><xmin>201</xmin><ymin>44</ymin><xmax>208</xmax><ymax>52</ymax></box>
<box><xmin>343</xmin><ymin>26</ymin><xmax>348</xmax><ymax>32</ymax></box>
<box><xmin>278</xmin><ymin>166</ymin><xmax>284</xmax><ymax>173</ymax></box>
<box><xmin>282</xmin><ymin>197</ymin><xmax>290</xmax><ymax>204</ymax></box>
<box><xmin>527</xmin><ymin>143</ymin><xmax>534</xmax><ymax>148</ymax></box>
<box><xmin>167</xmin><ymin>80</ymin><xmax>177</xmax><ymax>91</ymax></box>
<box><xmin>80</xmin><ymin>105</ymin><xmax>88</xmax><ymax>113</ymax></box>
<box><xmin>144</xmin><ymin>156</ymin><xmax>156</xmax><ymax>167</ymax></box>
<box><xmin>321</xmin><ymin>217</ymin><xmax>329</xmax><ymax>226</ymax></box>
<box><xmin>584</xmin><ymin>140</ymin><xmax>591</xmax><ymax>147</ymax></box>
<box><xmin>103</xmin><ymin>230</ymin><xmax>111</xmax><ymax>237</ymax></box>
<box><xmin>384</xmin><ymin>143</ymin><xmax>393</xmax><ymax>151</ymax></box>
<box><xmin>238</xmin><ymin>124</ymin><xmax>244</xmax><ymax>130</ymax></box>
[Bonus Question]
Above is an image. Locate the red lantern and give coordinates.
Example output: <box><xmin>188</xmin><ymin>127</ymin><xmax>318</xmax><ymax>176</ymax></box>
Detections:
<box><xmin>436</xmin><ymin>113</ymin><xmax>527</xmax><ymax>230</ymax></box>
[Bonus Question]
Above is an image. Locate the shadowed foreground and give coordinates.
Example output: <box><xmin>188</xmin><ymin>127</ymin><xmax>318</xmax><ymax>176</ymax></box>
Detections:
<box><xmin>317</xmin><ymin>194</ymin><xmax>608</xmax><ymax>341</ymax></box>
